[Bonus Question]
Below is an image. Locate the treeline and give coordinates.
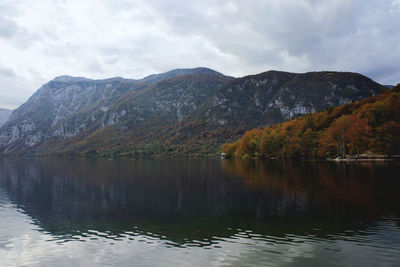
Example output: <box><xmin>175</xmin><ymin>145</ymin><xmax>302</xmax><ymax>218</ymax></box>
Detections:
<box><xmin>222</xmin><ymin>84</ymin><xmax>400</xmax><ymax>159</ymax></box>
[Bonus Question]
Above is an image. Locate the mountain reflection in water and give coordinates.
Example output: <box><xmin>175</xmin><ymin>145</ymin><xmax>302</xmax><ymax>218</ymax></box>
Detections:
<box><xmin>0</xmin><ymin>158</ymin><xmax>399</xmax><ymax>266</ymax></box>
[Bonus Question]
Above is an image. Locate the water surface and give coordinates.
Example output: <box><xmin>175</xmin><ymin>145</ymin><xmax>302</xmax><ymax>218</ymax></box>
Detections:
<box><xmin>0</xmin><ymin>158</ymin><xmax>399</xmax><ymax>266</ymax></box>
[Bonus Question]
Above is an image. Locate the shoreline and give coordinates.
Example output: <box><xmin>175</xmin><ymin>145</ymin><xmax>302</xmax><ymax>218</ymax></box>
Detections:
<box><xmin>1</xmin><ymin>153</ymin><xmax>399</xmax><ymax>162</ymax></box>
<box><xmin>329</xmin><ymin>158</ymin><xmax>397</xmax><ymax>162</ymax></box>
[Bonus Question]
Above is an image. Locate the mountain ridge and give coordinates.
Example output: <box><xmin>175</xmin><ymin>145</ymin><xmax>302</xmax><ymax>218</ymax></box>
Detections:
<box><xmin>0</xmin><ymin>68</ymin><xmax>386</xmax><ymax>156</ymax></box>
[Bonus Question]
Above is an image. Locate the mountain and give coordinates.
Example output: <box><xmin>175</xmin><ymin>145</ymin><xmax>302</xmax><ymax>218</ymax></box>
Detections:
<box><xmin>0</xmin><ymin>68</ymin><xmax>385</xmax><ymax>156</ymax></box>
<box><xmin>201</xmin><ymin>71</ymin><xmax>382</xmax><ymax>127</ymax></box>
<box><xmin>139</xmin><ymin>67</ymin><xmax>226</xmax><ymax>84</ymax></box>
<box><xmin>1</xmin><ymin>75</ymin><xmax>137</xmax><ymax>152</ymax></box>
<box><xmin>0</xmin><ymin>108</ymin><xmax>12</xmax><ymax>127</ymax></box>
<box><xmin>384</xmin><ymin>85</ymin><xmax>394</xmax><ymax>89</ymax></box>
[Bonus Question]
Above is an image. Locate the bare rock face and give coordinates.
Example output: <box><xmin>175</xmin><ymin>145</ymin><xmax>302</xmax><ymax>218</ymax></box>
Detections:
<box><xmin>0</xmin><ymin>68</ymin><xmax>385</xmax><ymax>155</ymax></box>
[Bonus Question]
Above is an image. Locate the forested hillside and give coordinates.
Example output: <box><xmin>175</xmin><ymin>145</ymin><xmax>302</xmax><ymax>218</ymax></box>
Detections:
<box><xmin>222</xmin><ymin>84</ymin><xmax>400</xmax><ymax>159</ymax></box>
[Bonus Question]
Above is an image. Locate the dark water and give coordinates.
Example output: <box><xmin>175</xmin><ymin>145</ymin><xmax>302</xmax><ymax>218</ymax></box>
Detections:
<box><xmin>0</xmin><ymin>158</ymin><xmax>400</xmax><ymax>266</ymax></box>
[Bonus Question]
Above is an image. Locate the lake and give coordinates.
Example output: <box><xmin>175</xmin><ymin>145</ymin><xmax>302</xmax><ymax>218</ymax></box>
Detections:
<box><xmin>0</xmin><ymin>158</ymin><xmax>399</xmax><ymax>266</ymax></box>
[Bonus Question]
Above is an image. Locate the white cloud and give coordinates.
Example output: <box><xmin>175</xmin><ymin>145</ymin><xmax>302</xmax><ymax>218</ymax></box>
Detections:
<box><xmin>224</xmin><ymin>2</ymin><xmax>239</xmax><ymax>14</ymax></box>
<box><xmin>392</xmin><ymin>0</ymin><xmax>400</xmax><ymax>8</ymax></box>
<box><xmin>0</xmin><ymin>0</ymin><xmax>399</xmax><ymax>109</ymax></box>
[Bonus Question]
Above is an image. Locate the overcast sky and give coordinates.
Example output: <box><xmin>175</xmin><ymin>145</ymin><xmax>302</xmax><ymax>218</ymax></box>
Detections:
<box><xmin>0</xmin><ymin>0</ymin><xmax>399</xmax><ymax>109</ymax></box>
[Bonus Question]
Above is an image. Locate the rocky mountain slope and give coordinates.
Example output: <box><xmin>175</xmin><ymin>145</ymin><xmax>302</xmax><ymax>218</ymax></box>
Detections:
<box><xmin>0</xmin><ymin>68</ymin><xmax>385</xmax><ymax>156</ymax></box>
<box><xmin>0</xmin><ymin>108</ymin><xmax>12</xmax><ymax>127</ymax></box>
<box><xmin>203</xmin><ymin>71</ymin><xmax>383</xmax><ymax>127</ymax></box>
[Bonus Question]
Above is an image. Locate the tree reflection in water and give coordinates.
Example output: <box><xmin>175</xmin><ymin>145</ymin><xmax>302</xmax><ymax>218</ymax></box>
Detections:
<box><xmin>0</xmin><ymin>158</ymin><xmax>399</xmax><ymax>246</ymax></box>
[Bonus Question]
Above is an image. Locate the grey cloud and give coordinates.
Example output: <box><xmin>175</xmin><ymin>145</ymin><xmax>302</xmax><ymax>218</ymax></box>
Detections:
<box><xmin>0</xmin><ymin>66</ymin><xmax>16</xmax><ymax>77</ymax></box>
<box><xmin>86</xmin><ymin>58</ymin><xmax>104</xmax><ymax>73</ymax></box>
<box><xmin>103</xmin><ymin>55</ymin><xmax>119</xmax><ymax>65</ymax></box>
<box><xmin>147</xmin><ymin>0</ymin><xmax>208</xmax><ymax>34</ymax></box>
<box><xmin>0</xmin><ymin>74</ymin><xmax>40</xmax><ymax>109</ymax></box>
<box><xmin>0</xmin><ymin>8</ymin><xmax>41</xmax><ymax>47</ymax></box>
<box><xmin>146</xmin><ymin>0</ymin><xmax>400</xmax><ymax>82</ymax></box>
<box><xmin>0</xmin><ymin>16</ymin><xmax>18</xmax><ymax>38</ymax></box>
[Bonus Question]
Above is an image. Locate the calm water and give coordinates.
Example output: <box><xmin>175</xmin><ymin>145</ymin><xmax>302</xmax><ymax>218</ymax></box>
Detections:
<box><xmin>0</xmin><ymin>158</ymin><xmax>399</xmax><ymax>266</ymax></box>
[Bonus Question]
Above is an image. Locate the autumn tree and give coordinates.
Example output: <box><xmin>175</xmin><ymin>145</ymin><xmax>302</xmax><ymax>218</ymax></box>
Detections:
<box><xmin>318</xmin><ymin>115</ymin><xmax>353</xmax><ymax>158</ymax></box>
<box><xmin>258</xmin><ymin>127</ymin><xmax>286</xmax><ymax>159</ymax></box>
<box><xmin>221</xmin><ymin>141</ymin><xmax>239</xmax><ymax>158</ymax></box>
<box><xmin>373</xmin><ymin>121</ymin><xmax>400</xmax><ymax>156</ymax></box>
<box><xmin>300</xmin><ymin>128</ymin><xmax>318</xmax><ymax>158</ymax></box>
<box><xmin>235</xmin><ymin>129</ymin><xmax>262</xmax><ymax>158</ymax></box>
<box><xmin>346</xmin><ymin>115</ymin><xmax>372</xmax><ymax>157</ymax></box>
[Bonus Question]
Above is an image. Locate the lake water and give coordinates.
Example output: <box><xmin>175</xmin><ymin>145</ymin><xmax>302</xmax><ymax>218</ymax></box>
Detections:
<box><xmin>0</xmin><ymin>158</ymin><xmax>399</xmax><ymax>266</ymax></box>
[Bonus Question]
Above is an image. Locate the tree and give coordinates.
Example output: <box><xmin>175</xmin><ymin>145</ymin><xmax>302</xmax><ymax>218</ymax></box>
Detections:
<box><xmin>373</xmin><ymin>121</ymin><xmax>400</xmax><ymax>156</ymax></box>
<box><xmin>300</xmin><ymin>128</ymin><xmax>318</xmax><ymax>159</ymax></box>
<box><xmin>258</xmin><ymin>127</ymin><xmax>285</xmax><ymax>158</ymax></box>
<box><xmin>235</xmin><ymin>129</ymin><xmax>262</xmax><ymax>158</ymax></box>
<box><xmin>318</xmin><ymin>115</ymin><xmax>353</xmax><ymax>158</ymax></box>
<box><xmin>346</xmin><ymin>115</ymin><xmax>372</xmax><ymax>157</ymax></box>
<box><xmin>221</xmin><ymin>141</ymin><xmax>239</xmax><ymax>158</ymax></box>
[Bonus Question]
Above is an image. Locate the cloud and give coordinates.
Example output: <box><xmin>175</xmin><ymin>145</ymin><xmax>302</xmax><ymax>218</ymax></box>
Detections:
<box><xmin>0</xmin><ymin>66</ymin><xmax>16</xmax><ymax>77</ymax></box>
<box><xmin>0</xmin><ymin>73</ymin><xmax>43</xmax><ymax>110</ymax></box>
<box><xmin>0</xmin><ymin>0</ymin><xmax>399</xmax><ymax>109</ymax></box>
<box><xmin>0</xmin><ymin>16</ymin><xmax>19</xmax><ymax>38</ymax></box>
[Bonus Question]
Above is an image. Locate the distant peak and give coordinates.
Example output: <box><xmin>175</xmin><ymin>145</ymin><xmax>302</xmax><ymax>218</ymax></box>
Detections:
<box><xmin>384</xmin><ymin>85</ymin><xmax>394</xmax><ymax>89</ymax></box>
<box><xmin>99</xmin><ymin>77</ymin><xmax>135</xmax><ymax>82</ymax></box>
<box><xmin>52</xmin><ymin>75</ymin><xmax>90</xmax><ymax>83</ymax></box>
<box><xmin>168</xmin><ymin>67</ymin><xmax>223</xmax><ymax>75</ymax></box>
<box><xmin>139</xmin><ymin>67</ymin><xmax>226</xmax><ymax>84</ymax></box>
